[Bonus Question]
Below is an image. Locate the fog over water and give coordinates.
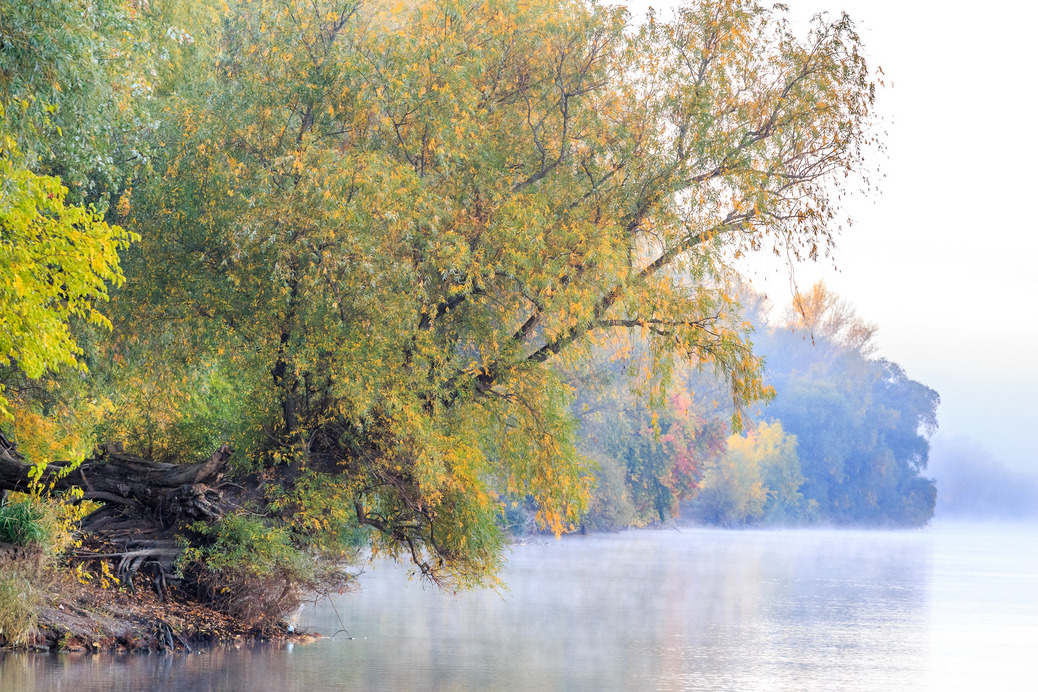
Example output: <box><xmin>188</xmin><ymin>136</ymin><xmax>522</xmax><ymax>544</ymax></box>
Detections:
<box><xmin>4</xmin><ymin>523</ymin><xmax>1037</xmax><ymax>691</ymax></box>
<box><xmin>929</xmin><ymin>436</ymin><xmax>1038</xmax><ymax>520</ymax></box>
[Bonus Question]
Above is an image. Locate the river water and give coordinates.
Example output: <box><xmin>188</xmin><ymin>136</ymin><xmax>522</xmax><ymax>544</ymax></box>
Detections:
<box><xmin>2</xmin><ymin>522</ymin><xmax>1037</xmax><ymax>691</ymax></box>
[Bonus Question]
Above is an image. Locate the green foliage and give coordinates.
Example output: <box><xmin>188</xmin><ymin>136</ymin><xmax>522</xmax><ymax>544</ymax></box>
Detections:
<box><xmin>582</xmin><ymin>281</ymin><xmax>939</xmax><ymax>530</ymax></box>
<box><xmin>0</xmin><ymin>150</ymin><xmax>137</xmax><ymax>419</ymax></box>
<box><xmin>0</xmin><ymin>0</ymin><xmax>170</xmax><ymax>204</ymax></box>
<box><xmin>0</xmin><ymin>495</ymin><xmax>80</xmax><ymax>557</ymax></box>
<box><xmin>693</xmin><ymin>431</ymin><xmax>767</xmax><ymax>526</ymax></box>
<box><xmin>690</xmin><ymin>420</ymin><xmax>809</xmax><ymax>525</ymax></box>
<box><xmin>0</xmin><ymin>0</ymin><xmax>152</xmax><ymax>468</ymax></box>
<box><xmin>181</xmin><ymin>513</ymin><xmax>302</xmax><ymax>577</ymax></box>
<box><xmin>580</xmin><ymin>375</ymin><xmax>729</xmax><ymax>526</ymax></box>
<box><xmin>580</xmin><ymin>450</ymin><xmax>639</xmax><ymax>532</ymax></box>
<box><xmin>0</xmin><ymin>498</ymin><xmax>50</xmax><ymax>547</ymax></box>
<box><xmin>0</xmin><ymin>497</ymin><xmax>67</xmax><ymax>646</ymax></box>
<box><xmin>2</xmin><ymin>0</ymin><xmax>877</xmax><ymax>589</ymax></box>
<box><xmin>94</xmin><ymin>359</ymin><xmax>239</xmax><ymax>464</ymax></box>
<box><xmin>178</xmin><ymin>513</ymin><xmax>316</xmax><ymax>626</ymax></box>
<box><xmin>756</xmin><ymin>422</ymin><xmax>814</xmax><ymax>524</ymax></box>
<box><xmin>264</xmin><ymin>470</ymin><xmax>368</xmax><ymax>555</ymax></box>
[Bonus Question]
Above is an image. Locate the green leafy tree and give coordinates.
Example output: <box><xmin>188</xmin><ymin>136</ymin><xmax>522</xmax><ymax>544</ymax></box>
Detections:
<box><xmin>0</xmin><ymin>0</ymin><xmax>879</xmax><ymax>601</ymax></box>
<box><xmin>683</xmin><ymin>418</ymin><xmax>810</xmax><ymax>527</ymax></box>
<box><xmin>0</xmin><ymin>0</ymin><xmax>148</xmax><ymax>203</ymax></box>
<box><xmin>117</xmin><ymin>0</ymin><xmax>875</xmax><ymax>585</ymax></box>
<box><xmin>692</xmin><ymin>426</ymin><xmax>767</xmax><ymax>525</ymax></box>
<box><xmin>581</xmin><ymin>388</ymin><xmax>727</xmax><ymax>525</ymax></box>
<box><xmin>754</xmin><ymin>421</ymin><xmax>811</xmax><ymax>523</ymax></box>
<box><xmin>0</xmin><ymin>0</ymin><xmax>182</xmax><ymax>465</ymax></box>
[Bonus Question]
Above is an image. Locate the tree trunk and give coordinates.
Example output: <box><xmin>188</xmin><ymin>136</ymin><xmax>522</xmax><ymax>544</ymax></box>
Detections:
<box><xmin>0</xmin><ymin>436</ymin><xmax>233</xmax><ymax>584</ymax></box>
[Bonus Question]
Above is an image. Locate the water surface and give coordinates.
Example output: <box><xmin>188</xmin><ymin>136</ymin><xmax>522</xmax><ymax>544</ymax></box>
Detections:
<box><xmin>2</xmin><ymin>523</ymin><xmax>1036</xmax><ymax>690</ymax></box>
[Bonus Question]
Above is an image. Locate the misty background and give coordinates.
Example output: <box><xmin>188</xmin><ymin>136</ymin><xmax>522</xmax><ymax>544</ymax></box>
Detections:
<box><xmin>613</xmin><ymin>0</ymin><xmax>1038</xmax><ymax>522</ymax></box>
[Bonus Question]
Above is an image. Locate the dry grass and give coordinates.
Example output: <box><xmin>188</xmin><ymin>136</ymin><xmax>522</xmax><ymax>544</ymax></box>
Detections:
<box><xmin>0</xmin><ymin>546</ymin><xmax>47</xmax><ymax>647</ymax></box>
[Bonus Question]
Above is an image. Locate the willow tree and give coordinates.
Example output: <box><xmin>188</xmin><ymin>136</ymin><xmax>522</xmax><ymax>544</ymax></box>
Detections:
<box><xmin>2</xmin><ymin>0</ymin><xmax>876</xmax><ymax>597</ymax></box>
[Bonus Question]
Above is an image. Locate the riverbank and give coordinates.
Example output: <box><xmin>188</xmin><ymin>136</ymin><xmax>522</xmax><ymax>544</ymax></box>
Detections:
<box><xmin>0</xmin><ymin>542</ymin><xmax>319</xmax><ymax>653</ymax></box>
<box><xmin>33</xmin><ymin>579</ymin><xmax>272</xmax><ymax>653</ymax></box>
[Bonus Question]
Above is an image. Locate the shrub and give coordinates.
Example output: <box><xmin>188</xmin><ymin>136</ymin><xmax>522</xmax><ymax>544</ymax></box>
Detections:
<box><xmin>0</xmin><ymin>495</ymin><xmax>80</xmax><ymax>556</ymax></box>
<box><xmin>0</xmin><ymin>497</ymin><xmax>68</xmax><ymax>648</ymax></box>
<box><xmin>178</xmin><ymin>514</ymin><xmax>317</xmax><ymax>628</ymax></box>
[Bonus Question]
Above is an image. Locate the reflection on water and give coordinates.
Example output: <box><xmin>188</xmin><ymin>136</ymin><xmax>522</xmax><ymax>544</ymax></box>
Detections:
<box><xmin>297</xmin><ymin>528</ymin><xmax>934</xmax><ymax>691</ymax></box>
<box><xmin>2</xmin><ymin>523</ymin><xmax>1037</xmax><ymax>691</ymax></box>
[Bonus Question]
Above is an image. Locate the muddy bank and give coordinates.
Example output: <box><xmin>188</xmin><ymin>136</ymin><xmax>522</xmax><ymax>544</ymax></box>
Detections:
<box><xmin>1</xmin><ymin>549</ymin><xmax>320</xmax><ymax>653</ymax></box>
<box><xmin>32</xmin><ymin>581</ymin><xmax>274</xmax><ymax>653</ymax></box>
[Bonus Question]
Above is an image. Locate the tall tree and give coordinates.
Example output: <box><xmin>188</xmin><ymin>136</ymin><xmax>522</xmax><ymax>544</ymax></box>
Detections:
<box><xmin>580</xmin><ymin>387</ymin><xmax>728</xmax><ymax>525</ymax></box>
<box><xmin>2</xmin><ymin>0</ymin><xmax>879</xmax><ymax>601</ymax></box>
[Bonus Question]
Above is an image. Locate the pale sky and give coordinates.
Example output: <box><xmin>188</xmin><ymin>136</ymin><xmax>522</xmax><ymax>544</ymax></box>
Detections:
<box><xmin>627</xmin><ymin>0</ymin><xmax>1038</xmax><ymax>472</ymax></box>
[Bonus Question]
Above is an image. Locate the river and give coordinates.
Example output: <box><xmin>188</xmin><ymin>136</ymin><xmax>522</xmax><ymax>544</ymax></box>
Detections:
<box><xmin>2</xmin><ymin>522</ymin><xmax>1036</xmax><ymax>691</ymax></box>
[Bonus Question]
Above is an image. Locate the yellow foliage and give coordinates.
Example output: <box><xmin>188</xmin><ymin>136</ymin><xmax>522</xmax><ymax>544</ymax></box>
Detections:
<box><xmin>115</xmin><ymin>0</ymin><xmax>875</xmax><ymax>586</ymax></box>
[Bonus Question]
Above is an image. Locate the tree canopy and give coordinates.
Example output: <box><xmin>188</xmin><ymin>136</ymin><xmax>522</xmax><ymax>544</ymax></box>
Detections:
<box><xmin>0</xmin><ymin>150</ymin><xmax>135</xmax><ymax>419</ymax></box>
<box><xmin>1</xmin><ymin>0</ymin><xmax>880</xmax><ymax>609</ymax></box>
<box><xmin>0</xmin><ymin>0</ymin><xmax>145</xmax><ymax>435</ymax></box>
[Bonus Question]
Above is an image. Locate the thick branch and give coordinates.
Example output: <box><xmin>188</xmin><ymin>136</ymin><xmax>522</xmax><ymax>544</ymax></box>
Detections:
<box><xmin>523</xmin><ymin>215</ymin><xmax>747</xmax><ymax>365</ymax></box>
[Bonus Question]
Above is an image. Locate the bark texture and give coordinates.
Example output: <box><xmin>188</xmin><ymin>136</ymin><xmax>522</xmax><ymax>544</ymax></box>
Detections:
<box><xmin>0</xmin><ymin>434</ymin><xmax>232</xmax><ymax>584</ymax></box>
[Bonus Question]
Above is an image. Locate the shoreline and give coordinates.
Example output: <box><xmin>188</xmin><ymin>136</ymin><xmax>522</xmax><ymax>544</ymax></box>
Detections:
<box><xmin>1</xmin><ymin>553</ymin><xmax>319</xmax><ymax>654</ymax></box>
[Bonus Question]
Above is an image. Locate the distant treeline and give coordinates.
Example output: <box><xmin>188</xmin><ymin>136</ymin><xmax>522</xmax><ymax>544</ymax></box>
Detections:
<box><xmin>928</xmin><ymin>435</ymin><xmax>1038</xmax><ymax>520</ymax></box>
<box><xmin>572</xmin><ymin>282</ymin><xmax>940</xmax><ymax>530</ymax></box>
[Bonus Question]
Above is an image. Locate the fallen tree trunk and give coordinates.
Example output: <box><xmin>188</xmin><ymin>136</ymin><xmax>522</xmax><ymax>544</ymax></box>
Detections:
<box><xmin>0</xmin><ymin>438</ymin><xmax>229</xmax><ymax>505</ymax></box>
<box><xmin>0</xmin><ymin>435</ymin><xmax>233</xmax><ymax>584</ymax></box>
